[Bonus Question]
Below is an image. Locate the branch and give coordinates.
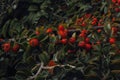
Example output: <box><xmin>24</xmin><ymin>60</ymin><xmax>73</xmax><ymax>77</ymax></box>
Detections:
<box><xmin>42</xmin><ymin>64</ymin><xmax>76</xmax><ymax>69</ymax></box>
<box><xmin>27</xmin><ymin>63</ymin><xmax>76</xmax><ymax>80</ymax></box>
<box><xmin>27</xmin><ymin>62</ymin><xmax>44</xmax><ymax>80</ymax></box>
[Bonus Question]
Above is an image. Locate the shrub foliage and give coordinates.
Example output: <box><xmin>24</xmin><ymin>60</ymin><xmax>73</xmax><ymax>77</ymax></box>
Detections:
<box><xmin>0</xmin><ymin>0</ymin><xmax>120</xmax><ymax>80</ymax></box>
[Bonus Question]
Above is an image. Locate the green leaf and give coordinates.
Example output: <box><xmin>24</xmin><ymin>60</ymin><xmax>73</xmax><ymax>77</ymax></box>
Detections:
<box><xmin>104</xmin><ymin>7</ymin><xmax>108</xmax><ymax>14</ymax></box>
<box><xmin>48</xmin><ymin>43</ymin><xmax>55</xmax><ymax>53</ymax></box>
<box><xmin>39</xmin><ymin>51</ymin><xmax>49</xmax><ymax>64</ymax></box>
<box><xmin>40</xmin><ymin>35</ymin><xmax>49</xmax><ymax>42</ymax></box>
<box><xmin>23</xmin><ymin>45</ymin><xmax>32</xmax><ymax>62</ymax></box>
<box><xmin>117</xmin><ymin>13</ymin><xmax>120</xmax><ymax>17</ymax></box>
<box><xmin>15</xmin><ymin>62</ymin><xmax>30</xmax><ymax>71</ymax></box>
<box><xmin>1</xmin><ymin>20</ymin><xmax>11</xmax><ymax>37</ymax></box>
<box><xmin>15</xmin><ymin>71</ymin><xmax>29</xmax><ymax>80</ymax></box>
<box><xmin>28</xmin><ymin>5</ymin><xmax>39</xmax><ymax>11</ymax></box>
<box><xmin>31</xmin><ymin>0</ymin><xmax>43</xmax><ymax>3</ymax></box>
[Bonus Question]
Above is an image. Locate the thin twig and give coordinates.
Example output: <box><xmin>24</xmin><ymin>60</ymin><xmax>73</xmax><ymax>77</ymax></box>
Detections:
<box><xmin>27</xmin><ymin>62</ymin><xmax>44</xmax><ymax>80</ymax></box>
<box><xmin>42</xmin><ymin>64</ymin><xmax>76</xmax><ymax>69</ymax></box>
<box><xmin>27</xmin><ymin>63</ymin><xmax>76</xmax><ymax>80</ymax></box>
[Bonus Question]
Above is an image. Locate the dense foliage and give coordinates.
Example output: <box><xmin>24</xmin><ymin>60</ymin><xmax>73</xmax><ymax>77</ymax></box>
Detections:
<box><xmin>0</xmin><ymin>0</ymin><xmax>120</xmax><ymax>80</ymax></box>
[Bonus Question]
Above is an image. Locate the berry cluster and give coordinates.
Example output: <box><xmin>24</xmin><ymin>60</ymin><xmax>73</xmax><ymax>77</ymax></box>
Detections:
<box><xmin>112</xmin><ymin>0</ymin><xmax>120</xmax><ymax>12</ymax></box>
<box><xmin>0</xmin><ymin>27</ymin><xmax>119</xmax><ymax>54</ymax></box>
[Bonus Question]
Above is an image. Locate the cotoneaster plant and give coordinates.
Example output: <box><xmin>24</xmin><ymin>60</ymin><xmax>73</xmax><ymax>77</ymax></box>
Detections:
<box><xmin>0</xmin><ymin>21</ymin><xmax>120</xmax><ymax>80</ymax></box>
<box><xmin>0</xmin><ymin>0</ymin><xmax>120</xmax><ymax>80</ymax></box>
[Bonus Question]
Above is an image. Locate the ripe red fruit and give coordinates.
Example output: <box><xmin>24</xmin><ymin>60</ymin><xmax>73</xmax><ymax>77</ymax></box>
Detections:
<box><xmin>76</xmin><ymin>17</ymin><xmax>84</xmax><ymax>24</ymax></box>
<box><xmin>112</xmin><ymin>0</ymin><xmax>117</xmax><ymax>3</ymax></box>
<box><xmin>2</xmin><ymin>43</ymin><xmax>11</xmax><ymax>52</ymax></box>
<box><xmin>29</xmin><ymin>38</ymin><xmax>39</xmax><ymax>47</ymax></box>
<box><xmin>78</xmin><ymin>41</ymin><xmax>85</xmax><ymax>47</ymax></box>
<box><xmin>58</xmin><ymin>30</ymin><xmax>67</xmax><ymax>38</ymax></box>
<box><xmin>91</xmin><ymin>18</ymin><xmax>97</xmax><ymax>25</ymax></box>
<box><xmin>35</xmin><ymin>31</ymin><xmax>40</xmax><ymax>35</ymax></box>
<box><xmin>91</xmin><ymin>21</ymin><xmax>96</xmax><ymax>25</ymax></box>
<box><xmin>96</xmin><ymin>41</ymin><xmax>101</xmax><ymax>45</ymax></box>
<box><xmin>81</xmin><ymin>21</ymin><xmax>86</xmax><ymax>27</ymax></box>
<box><xmin>67</xmin><ymin>49</ymin><xmax>75</xmax><ymax>53</ymax></box>
<box><xmin>115</xmin><ymin>8</ymin><xmax>120</xmax><ymax>12</ymax></box>
<box><xmin>69</xmin><ymin>37</ymin><xmax>76</xmax><ymax>43</ymax></box>
<box><xmin>46</xmin><ymin>28</ymin><xmax>53</xmax><ymax>33</ymax></box>
<box><xmin>99</xmin><ymin>19</ymin><xmax>103</xmax><ymax>23</ymax></box>
<box><xmin>58</xmin><ymin>25</ymin><xmax>64</xmax><ymax>31</ymax></box>
<box><xmin>79</xmin><ymin>33</ymin><xmax>86</xmax><ymax>38</ymax></box>
<box><xmin>118</xmin><ymin>0</ymin><xmax>120</xmax><ymax>5</ymax></box>
<box><xmin>48</xmin><ymin>60</ymin><xmax>56</xmax><ymax>66</ymax></box>
<box><xmin>12</xmin><ymin>44</ymin><xmax>20</xmax><ymax>52</ymax></box>
<box><xmin>85</xmin><ymin>37</ymin><xmax>90</xmax><ymax>43</ymax></box>
<box><xmin>61</xmin><ymin>38</ymin><xmax>67</xmax><ymax>44</ymax></box>
<box><xmin>109</xmin><ymin>38</ymin><xmax>116</xmax><ymax>44</ymax></box>
<box><xmin>85</xmin><ymin>43</ymin><xmax>92</xmax><ymax>50</ymax></box>
<box><xmin>85</xmin><ymin>13</ymin><xmax>91</xmax><ymax>18</ymax></box>
<box><xmin>112</xmin><ymin>27</ymin><xmax>118</xmax><ymax>34</ymax></box>
<box><xmin>98</xmin><ymin>23</ymin><xmax>102</xmax><ymax>26</ymax></box>
<box><xmin>112</xmin><ymin>17</ymin><xmax>115</xmax><ymax>22</ymax></box>
<box><xmin>48</xmin><ymin>60</ymin><xmax>56</xmax><ymax>74</ymax></box>
<box><xmin>93</xmin><ymin>18</ymin><xmax>98</xmax><ymax>22</ymax></box>
<box><xmin>97</xmin><ymin>29</ymin><xmax>102</xmax><ymax>33</ymax></box>
<box><xmin>79</xmin><ymin>30</ymin><xmax>87</xmax><ymax>38</ymax></box>
<box><xmin>81</xmin><ymin>30</ymin><xmax>88</xmax><ymax>34</ymax></box>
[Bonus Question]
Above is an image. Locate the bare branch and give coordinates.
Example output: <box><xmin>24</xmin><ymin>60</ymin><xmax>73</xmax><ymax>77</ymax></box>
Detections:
<box><xmin>27</xmin><ymin>63</ymin><xmax>76</xmax><ymax>80</ymax></box>
<box><xmin>27</xmin><ymin>62</ymin><xmax>44</xmax><ymax>80</ymax></box>
<box><xmin>42</xmin><ymin>64</ymin><xmax>76</xmax><ymax>69</ymax></box>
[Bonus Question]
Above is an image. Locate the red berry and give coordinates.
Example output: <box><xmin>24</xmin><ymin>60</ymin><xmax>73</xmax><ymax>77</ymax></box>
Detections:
<box><xmin>79</xmin><ymin>30</ymin><xmax>87</xmax><ymax>38</ymax></box>
<box><xmin>93</xmin><ymin>18</ymin><xmax>98</xmax><ymax>22</ymax></box>
<box><xmin>58</xmin><ymin>25</ymin><xmax>64</xmax><ymax>31</ymax></box>
<box><xmin>112</xmin><ymin>27</ymin><xmax>118</xmax><ymax>34</ymax></box>
<box><xmin>109</xmin><ymin>38</ymin><xmax>116</xmax><ymax>44</ymax></box>
<box><xmin>112</xmin><ymin>17</ymin><xmax>115</xmax><ymax>22</ymax></box>
<box><xmin>46</xmin><ymin>28</ymin><xmax>53</xmax><ymax>33</ymax></box>
<box><xmin>58</xmin><ymin>30</ymin><xmax>67</xmax><ymax>38</ymax></box>
<box><xmin>81</xmin><ymin>21</ymin><xmax>86</xmax><ymax>27</ymax></box>
<box><xmin>91</xmin><ymin>18</ymin><xmax>97</xmax><ymax>25</ymax></box>
<box><xmin>79</xmin><ymin>33</ymin><xmax>86</xmax><ymax>38</ymax></box>
<box><xmin>85</xmin><ymin>43</ymin><xmax>92</xmax><ymax>50</ymax></box>
<box><xmin>99</xmin><ymin>19</ymin><xmax>103</xmax><ymax>22</ymax></box>
<box><xmin>96</xmin><ymin>41</ymin><xmax>101</xmax><ymax>45</ymax></box>
<box><xmin>48</xmin><ymin>60</ymin><xmax>56</xmax><ymax>66</ymax></box>
<box><xmin>35</xmin><ymin>31</ymin><xmax>40</xmax><ymax>35</ymax></box>
<box><xmin>115</xmin><ymin>8</ymin><xmax>120</xmax><ymax>12</ymax></box>
<box><xmin>118</xmin><ymin>0</ymin><xmax>120</xmax><ymax>5</ymax></box>
<box><xmin>78</xmin><ymin>41</ymin><xmax>85</xmax><ymax>47</ymax></box>
<box><xmin>2</xmin><ymin>43</ymin><xmax>11</xmax><ymax>52</ymax></box>
<box><xmin>91</xmin><ymin>21</ymin><xmax>96</xmax><ymax>25</ymax></box>
<box><xmin>97</xmin><ymin>29</ymin><xmax>102</xmax><ymax>33</ymax></box>
<box><xmin>29</xmin><ymin>38</ymin><xmax>39</xmax><ymax>47</ymax></box>
<box><xmin>48</xmin><ymin>60</ymin><xmax>56</xmax><ymax>74</ymax></box>
<box><xmin>98</xmin><ymin>23</ymin><xmax>102</xmax><ymax>26</ymax></box>
<box><xmin>76</xmin><ymin>18</ymin><xmax>84</xmax><ymax>24</ymax></box>
<box><xmin>85</xmin><ymin>13</ymin><xmax>91</xmax><ymax>18</ymax></box>
<box><xmin>67</xmin><ymin>49</ymin><xmax>75</xmax><ymax>53</ymax></box>
<box><xmin>85</xmin><ymin>37</ymin><xmax>90</xmax><ymax>43</ymax></box>
<box><xmin>81</xmin><ymin>30</ymin><xmax>88</xmax><ymax>34</ymax></box>
<box><xmin>61</xmin><ymin>38</ymin><xmax>67</xmax><ymax>44</ymax></box>
<box><xmin>69</xmin><ymin>37</ymin><xmax>76</xmax><ymax>43</ymax></box>
<box><xmin>112</xmin><ymin>0</ymin><xmax>117</xmax><ymax>3</ymax></box>
<box><xmin>12</xmin><ymin>44</ymin><xmax>20</xmax><ymax>53</ymax></box>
